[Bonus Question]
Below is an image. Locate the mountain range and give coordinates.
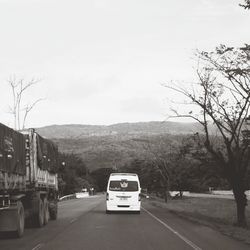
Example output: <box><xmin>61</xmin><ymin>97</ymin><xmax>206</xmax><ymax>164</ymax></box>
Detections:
<box><xmin>36</xmin><ymin>121</ymin><xmax>204</xmax><ymax>171</ymax></box>
<box><xmin>36</xmin><ymin>121</ymin><xmax>203</xmax><ymax>139</ymax></box>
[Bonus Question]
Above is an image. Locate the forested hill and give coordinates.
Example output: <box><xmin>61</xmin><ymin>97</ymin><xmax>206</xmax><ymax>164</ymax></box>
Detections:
<box><xmin>34</xmin><ymin>121</ymin><xmax>206</xmax><ymax>172</ymax></box>
<box><xmin>36</xmin><ymin>121</ymin><xmax>203</xmax><ymax>139</ymax></box>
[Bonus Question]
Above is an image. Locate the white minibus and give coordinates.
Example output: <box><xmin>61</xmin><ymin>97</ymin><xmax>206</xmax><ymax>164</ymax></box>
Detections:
<box><xmin>106</xmin><ymin>173</ymin><xmax>141</xmax><ymax>213</ymax></box>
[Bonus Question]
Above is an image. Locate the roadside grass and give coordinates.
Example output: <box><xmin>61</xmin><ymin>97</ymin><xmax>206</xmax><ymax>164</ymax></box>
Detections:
<box><xmin>146</xmin><ymin>196</ymin><xmax>250</xmax><ymax>245</ymax></box>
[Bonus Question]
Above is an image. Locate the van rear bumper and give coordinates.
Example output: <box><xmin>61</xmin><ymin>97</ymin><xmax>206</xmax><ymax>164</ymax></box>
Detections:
<box><xmin>106</xmin><ymin>203</ymin><xmax>140</xmax><ymax>212</ymax></box>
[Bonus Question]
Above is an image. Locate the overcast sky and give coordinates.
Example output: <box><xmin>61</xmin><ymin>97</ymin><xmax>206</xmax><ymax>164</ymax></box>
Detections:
<box><xmin>0</xmin><ymin>0</ymin><xmax>249</xmax><ymax>128</ymax></box>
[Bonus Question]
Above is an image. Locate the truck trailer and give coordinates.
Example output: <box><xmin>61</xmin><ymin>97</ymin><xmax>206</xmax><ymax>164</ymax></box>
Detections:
<box><xmin>0</xmin><ymin>123</ymin><xmax>58</xmax><ymax>237</ymax></box>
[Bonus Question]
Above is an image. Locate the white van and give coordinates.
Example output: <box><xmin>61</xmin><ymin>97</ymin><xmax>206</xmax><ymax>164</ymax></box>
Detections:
<box><xmin>106</xmin><ymin>173</ymin><xmax>141</xmax><ymax>213</ymax></box>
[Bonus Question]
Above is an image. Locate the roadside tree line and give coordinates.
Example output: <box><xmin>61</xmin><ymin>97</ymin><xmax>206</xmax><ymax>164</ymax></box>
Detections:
<box><xmin>121</xmin><ymin>135</ymin><xmax>240</xmax><ymax>197</ymax></box>
<box><xmin>57</xmin><ymin>152</ymin><xmax>95</xmax><ymax>196</ymax></box>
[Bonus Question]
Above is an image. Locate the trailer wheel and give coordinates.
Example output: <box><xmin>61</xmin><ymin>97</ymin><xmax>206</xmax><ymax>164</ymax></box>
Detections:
<box><xmin>49</xmin><ymin>203</ymin><xmax>58</xmax><ymax>220</ymax></box>
<box><xmin>15</xmin><ymin>201</ymin><xmax>25</xmax><ymax>238</ymax></box>
<box><xmin>43</xmin><ymin>198</ymin><xmax>49</xmax><ymax>225</ymax></box>
<box><xmin>35</xmin><ymin>198</ymin><xmax>44</xmax><ymax>227</ymax></box>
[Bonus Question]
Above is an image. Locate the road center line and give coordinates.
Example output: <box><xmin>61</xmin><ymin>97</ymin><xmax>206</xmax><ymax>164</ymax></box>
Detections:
<box><xmin>31</xmin><ymin>243</ymin><xmax>44</xmax><ymax>250</ymax></box>
<box><xmin>142</xmin><ymin>207</ymin><xmax>202</xmax><ymax>250</ymax></box>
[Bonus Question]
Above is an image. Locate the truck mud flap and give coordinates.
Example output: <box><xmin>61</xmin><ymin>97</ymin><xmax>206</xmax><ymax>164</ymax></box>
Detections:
<box><xmin>49</xmin><ymin>201</ymin><xmax>58</xmax><ymax>220</ymax></box>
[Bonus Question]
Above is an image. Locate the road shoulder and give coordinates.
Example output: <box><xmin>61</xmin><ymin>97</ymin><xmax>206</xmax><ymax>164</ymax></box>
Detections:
<box><xmin>144</xmin><ymin>197</ymin><xmax>250</xmax><ymax>246</ymax></box>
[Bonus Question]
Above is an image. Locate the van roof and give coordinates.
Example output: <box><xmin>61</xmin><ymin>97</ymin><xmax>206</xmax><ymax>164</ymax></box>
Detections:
<box><xmin>110</xmin><ymin>173</ymin><xmax>138</xmax><ymax>176</ymax></box>
<box><xmin>108</xmin><ymin>173</ymin><xmax>139</xmax><ymax>182</ymax></box>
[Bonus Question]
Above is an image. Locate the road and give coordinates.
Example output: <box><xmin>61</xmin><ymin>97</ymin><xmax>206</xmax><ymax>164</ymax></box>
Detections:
<box><xmin>0</xmin><ymin>195</ymin><xmax>249</xmax><ymax>250</ymax></box>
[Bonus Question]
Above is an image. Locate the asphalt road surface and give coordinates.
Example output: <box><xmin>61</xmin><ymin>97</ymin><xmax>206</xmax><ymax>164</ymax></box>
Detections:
<box><xmin>0</xmin><ymin>195</ymin><xmax>249</xmax><ymax>250</ymax></box>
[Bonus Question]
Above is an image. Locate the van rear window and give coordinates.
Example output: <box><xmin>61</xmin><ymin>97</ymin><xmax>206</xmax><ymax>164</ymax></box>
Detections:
<box><xmin>109</xmin><ymin>180</ymin><xmax>138</xmax><ymax>191</ymax></box>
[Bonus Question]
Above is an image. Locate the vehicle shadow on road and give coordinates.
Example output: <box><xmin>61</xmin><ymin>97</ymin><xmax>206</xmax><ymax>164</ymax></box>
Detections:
<box><xmin>91</xmin><ymin>208</ymin><xmax>141</xmax><ymax>215</ymax></box>
<box><xmin>0</xmin><ymin>218</ymin><xmax>37</xmax><ymax>239</ymax></box>
<box><xmin>106</xmin><ymin>211</ymin><xmax>140</xmax><ymax>215</ymax></box>
<box><xmin>0</xmin><ymin>231</ymin><xmax>17</xmax><ymax>239</ymax></box>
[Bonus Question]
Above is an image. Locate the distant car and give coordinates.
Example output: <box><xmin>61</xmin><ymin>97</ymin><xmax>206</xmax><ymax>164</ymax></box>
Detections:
<box><xmin>76</xmin><ymin>192</ymin><xmax>89</xmax><ymax>198</ymax></box>
<box><xmin>106</xmin><ymin>173</ymin><xmax>141</xmax><ymax>214</ymax></box>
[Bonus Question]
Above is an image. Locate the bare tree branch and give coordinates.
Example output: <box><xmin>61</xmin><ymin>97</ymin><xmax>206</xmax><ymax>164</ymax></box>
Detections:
<box><xmin>7</xmin><ymin>76</ymin><xmax>43</xmax><ymax>129</ymax></box>
<box><xmin>22</xmin><ymin>98</ymin><xmax>45</xmax><ymax>129</ymax></box>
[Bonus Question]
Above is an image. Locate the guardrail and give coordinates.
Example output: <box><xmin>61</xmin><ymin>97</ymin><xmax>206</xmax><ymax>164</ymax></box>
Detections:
<box><xmin>59</xmin><ymin>194</ymin><xmax>76</xmax><ymax>201</ymax></box>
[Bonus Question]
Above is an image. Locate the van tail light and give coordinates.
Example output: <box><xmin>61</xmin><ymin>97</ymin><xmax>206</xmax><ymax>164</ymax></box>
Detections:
<box><xmin>138</xmin><ymin>193</ymin><xmax>141</xmax><ymax>201</ymax></box>
<box><xmin>106</xmin><ymin>192</ymin><xmax>109</xmax><ymax>201</ymax></box>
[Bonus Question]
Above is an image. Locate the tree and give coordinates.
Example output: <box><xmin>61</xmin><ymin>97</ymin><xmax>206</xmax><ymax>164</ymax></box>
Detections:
<box><xmin>165</xmin><ymin>44</ymin><xmax>250</xmax><ymax>227</ymax></box>
<box><xmin>142</xmin><ymin>135</ymin><xmax>176</xmax><ymax>202</ymax></box>
<box><xmin>58</xmin><ymin>152</ymin><xmax>91</xmax><ymax>195</ymax></box>
<box><xmin>90</xmin><ymin>168</ymin><xmax>114</xmax><ymax>192</ymax></box>
<box><xmin>121</xmin><ymin>158</ymin><xmax>159</xmax><ymax>192</ymax></box>
<box><xmin>175</xmin><ymin>136</ymin><xmax>231</xmax><ymax>192</ymax></box>
<box><xmin>240</xmin><ymin>0</ymin><xmax>250</xmax><ymax>9</ymax></box>
<box><xmin>169</xmin><ymin>138</ymin><xmax>200</xmax><ymax>195</ymax></box>
<box><xmin>7</xmin><ymin>76</ymin><xmax>43</xmax><ymax>130</ymax></box>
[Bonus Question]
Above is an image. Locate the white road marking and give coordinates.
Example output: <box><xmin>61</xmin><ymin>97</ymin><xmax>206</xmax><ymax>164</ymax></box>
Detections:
<box><xmin>70</xmin><ymin>218</ymin><xmax>77</xmax><ymax>223</ymax></box>
<box><xmin>32</xmin><ymin>243</ymin><xmax>44</xmax><ymax>250</ymax></box>
<box><xmin>142</xmin><ymin>207</ymin><xmax>202</xmax><ymax>250</ymax></box>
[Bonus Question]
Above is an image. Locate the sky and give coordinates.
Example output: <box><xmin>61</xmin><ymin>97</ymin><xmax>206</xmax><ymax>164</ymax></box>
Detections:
<box><xmin>0</xmin><ymin>0</ymin><xmax>249</xmax><ymax>128</ymax></box>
